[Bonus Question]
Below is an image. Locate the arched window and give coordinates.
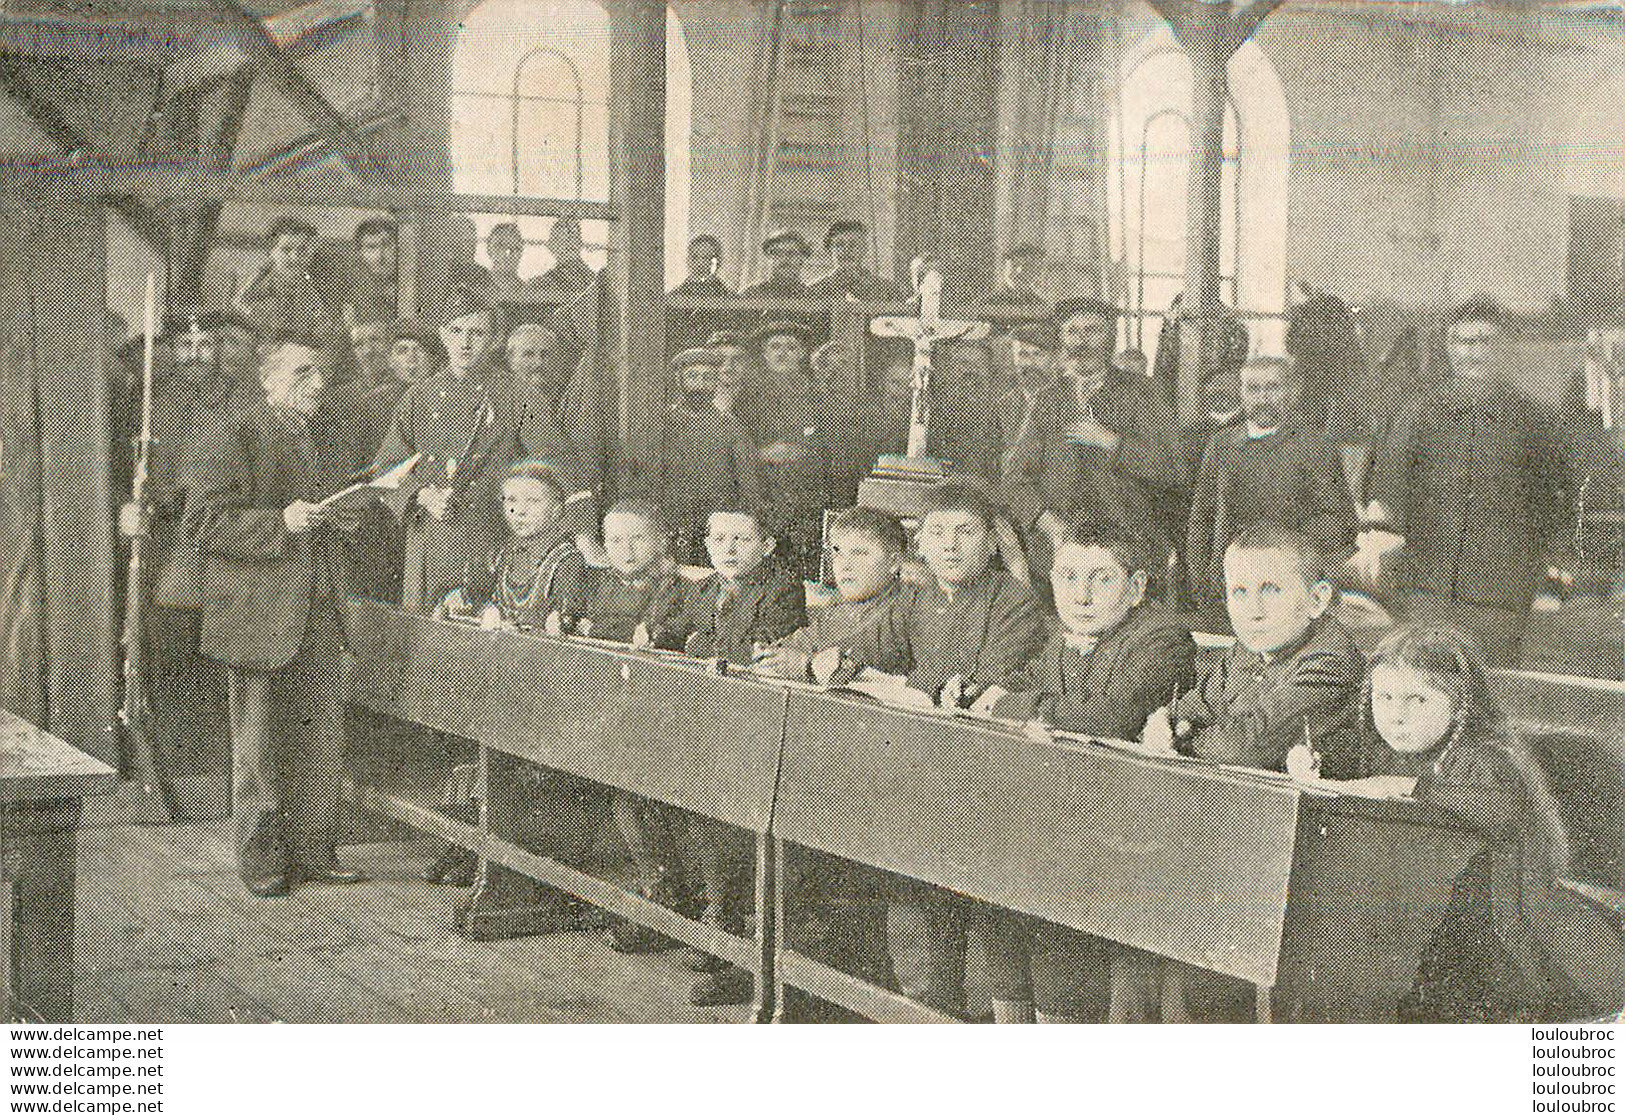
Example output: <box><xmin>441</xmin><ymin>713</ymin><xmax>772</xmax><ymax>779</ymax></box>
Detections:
<box><xmin>1107</xmin><ymin>27</ymin><xmax>1289</xmax><ymax>354</ymax></box>
<box><xmin>450</xmin><ymin>0</ymin><xmax>692</xmax><ymax>283</ymax></box>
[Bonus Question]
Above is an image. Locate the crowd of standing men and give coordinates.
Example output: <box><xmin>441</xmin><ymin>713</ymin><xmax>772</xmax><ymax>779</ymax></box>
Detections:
<box><xmin>118</xmin><ymin>211</ymin><xmax>1585</xmax><ymax>931</ymax></box>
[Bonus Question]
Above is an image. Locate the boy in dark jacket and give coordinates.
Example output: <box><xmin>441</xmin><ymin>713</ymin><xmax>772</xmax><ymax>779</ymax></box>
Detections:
<box><xmin>1147</xmin><ymin>522</ymin><xmax>1364</xmax><ymax>780</ymax></box>
<box><xmin>984</xmin><ymin>520</ymin><xmax>1198</xmax><ymax>1023</ymax></box>
<box><xmin>844</xmin><ymin>480</ymin><xmax>1046</xmax><ymax>1017</ymax></box>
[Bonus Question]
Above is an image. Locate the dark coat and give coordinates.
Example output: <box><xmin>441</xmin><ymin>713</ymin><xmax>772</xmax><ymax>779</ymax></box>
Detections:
<box><xmin>567</xmin><ymin>565</ymin><xmax>684</xmax><ymax>644</ymax></box>
<box><xmin>847</xmin><ymin>567</ymin><xmax>1045</xmax><ymax>701</ymax></box>
<box><xmin>1185</xmin><ymin>422</ymin><xmax>1356</xmax><ymax>620</ymax></box>
<box><xmin>185</xmin><ymin>401</ymin><xmax>347</xmax><ymax>671</ymax></box>
<box><xmin>996</xmin><ymin>604</ymin><xmax>1197</xmax><ymax>739</ymax></box>
<box><xmin>1372</xmin><ymin>726</ymin><xmax>1613</xmax><ymax>1021</ymax></box>
<box><xmin>1368</xmin><ymin>386</ymin><xmax>1571</xmax><ymax>613</ymax></box>
<box><xmin>1171</xmin><ymin>613</ymin><xmax>1363</xmax><ymax>777</ymax></box>
<box><xmin>656</xmin><ymin>562</ymin><xmax>805</xmax><ymax>663</ymax></box>
<box><xmin>1004</xmin><ymin>368</ymin><xmax>1184</xmax><ymax>546</ymax></box>
<box><xmin>633</xmin><ymin>399</ymin><xmax>763</xmax><ymax>540</ymax></box>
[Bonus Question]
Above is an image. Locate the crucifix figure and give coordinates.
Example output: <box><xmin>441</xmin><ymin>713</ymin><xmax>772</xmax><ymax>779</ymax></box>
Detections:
<box><xmin>870</xmin><ymin>260</ymin><xmax>989</xmax><ymax>468</ymax></box>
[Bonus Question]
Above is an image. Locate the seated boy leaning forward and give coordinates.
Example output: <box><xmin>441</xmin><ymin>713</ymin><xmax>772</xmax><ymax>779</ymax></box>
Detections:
<box><xmin>1143</xmin><ymin>521</ymin><xmax>1364</xmax><ymax>779</ymax></box>
<box><xmin>1139</xmin><ymin>520</ymin><xmax>1364</xmax><ymax>1020</ymax></box>
<box><xmin>607</xmin><ymin>507</ymin><xmax>807</xmax><ymax>1000</ymax></box>
<box><xmin>754</xmin><ymin>506</ymin><xmax>911</xmax><ymax>996</ymax></box>
<box><xmin>979</xmin><ymin>519</ymin><xmax>1198</xmax><ymax>1023</ymax></box>
<box><xmin>842</xmin><ymin>480</ymin><xmax>1047</xmax><ymax>1018</ymax></box>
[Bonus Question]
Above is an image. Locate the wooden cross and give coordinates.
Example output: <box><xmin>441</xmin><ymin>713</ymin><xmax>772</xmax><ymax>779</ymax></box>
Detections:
<box><xmin>870</xmin><ymin>262</ymin><xmax>989</xmax><ymax>461</ymax></box>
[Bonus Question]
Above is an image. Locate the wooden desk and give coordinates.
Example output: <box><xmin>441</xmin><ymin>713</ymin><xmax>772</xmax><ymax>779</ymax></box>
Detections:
<box><xmin>2</xmin><ymin>709</ymin><xmax>118</xmax><ymax>1022</ymax></box>
<box><xmin>342</xmin><ymin>601</ymin><xmax>1619</xmax><ymax>1023</ymax></box>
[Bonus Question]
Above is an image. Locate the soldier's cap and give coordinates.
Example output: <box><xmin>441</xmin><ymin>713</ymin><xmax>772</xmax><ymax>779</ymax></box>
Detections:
<box><xmin>1051</xmin><ymin>297</ymin><xmax>1120</xmax><ymax>325</ymax></box>
<box><xmin>389</xmin><ymin>318</ymin><xmax>449</xmax><ymax>365</ymax></box>
<box><xmin>762</xmin><ymin>229</ymin><xmax>811</xmax><ymax>256</ymax></box>
<box><xmin>754</xmin><ymin>320</ymin><xmax>813</xmax><ymax>348</ymax></box>
<box><xmin>825</xmin><ymin>219</ymin><xmax>866</xmax><ymax>247</ymax></box>
<box><xmin>443</xmin><ymin>284</ymin><xmax>495</xmax><ymax>323</ymax></box>
<box><xmin>672</xmin><ymin>346</ymin><xmax>723</xmax><ymax>371</ymax></box>
<box><xmin>1009</xmin><ymin>322</ymin><xmax>1058</xmax><ymax>350</ymax></box>
<box><xmin>159</xmin><ymin>310</ymin><xmax>258</xmax><ymax>343</ymax></box>
<box><xmin>706</xmin><ymin>330</ymin><xmax>750</xmax><ymax>350</ymax></box>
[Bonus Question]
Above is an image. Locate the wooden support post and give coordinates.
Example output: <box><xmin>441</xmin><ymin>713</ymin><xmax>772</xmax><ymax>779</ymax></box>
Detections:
<box><xmin>607</xmin><ymin>0</ymin><xmax>667</xmax><ymax>457</ymax></box>
<box><xmin>1147</xmin><ymin>0</ymin><xmax>1287</xmax><ymax>427</ymax></box>
<box><xmin>1178</xmin><ymin>9</ymin><xmax>1229</xmax><ymax>429</ymax></box>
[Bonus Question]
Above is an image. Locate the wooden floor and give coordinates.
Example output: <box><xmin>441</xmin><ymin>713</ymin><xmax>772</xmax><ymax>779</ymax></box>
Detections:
<box><xmin>73</xmin><ymin>822</ymin><xmax>754</xmax><ymax>1024</ymax></box>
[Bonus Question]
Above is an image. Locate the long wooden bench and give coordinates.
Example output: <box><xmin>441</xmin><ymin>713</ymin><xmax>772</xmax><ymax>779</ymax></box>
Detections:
<box><xmin>341</xmin><ymin>598</ymin><xmax>1624</xmax><ymax>1023</ymax></box>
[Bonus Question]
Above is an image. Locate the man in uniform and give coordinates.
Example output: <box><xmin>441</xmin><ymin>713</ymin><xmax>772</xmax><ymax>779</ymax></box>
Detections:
<box><xmin>373</xmin><ymin>293</ymin><xmax>528</xmax><ymax>612</ymax></box>
<box><xmin>118</xmin><ymin>313</ymin><xmax>254</xmax><ymax>797</ymax></box>
<box><xmin>1365</xmin><ymin>299</ymin><xmax>1574</xmax><ymax>665</ymax></box>
<box><xmin>185</xmin><ymin>339</ymin><xmax>366</xmax><ymax>896</ymax></box>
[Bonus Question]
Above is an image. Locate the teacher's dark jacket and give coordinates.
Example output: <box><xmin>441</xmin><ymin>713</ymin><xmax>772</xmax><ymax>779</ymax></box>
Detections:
<box><xmin>184</xmin><ymin>399</ymin><xmax>347</xmax><ymax>671</ymax></box>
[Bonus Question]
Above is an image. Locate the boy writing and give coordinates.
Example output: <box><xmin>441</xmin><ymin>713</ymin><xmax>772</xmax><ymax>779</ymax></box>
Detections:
<box><xmin>1143</xmin><ymin>522</ymin><xmax>1364</xmax><ymax>779</ymax></box>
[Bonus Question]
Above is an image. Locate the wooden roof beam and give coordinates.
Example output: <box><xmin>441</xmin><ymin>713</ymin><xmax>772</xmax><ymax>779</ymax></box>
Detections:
<box><xmin>211</xmin><ymin>0</ymin><xmax>382</xmax><ymax>179</ymax></box>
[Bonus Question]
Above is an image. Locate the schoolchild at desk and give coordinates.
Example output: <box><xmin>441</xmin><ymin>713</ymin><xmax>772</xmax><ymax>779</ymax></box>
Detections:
<box><xmin>842</xmin><ymin>480</ymin><xmax>1046</xmax><ymax>1018</ymax></box>
<box><xmin>440</xmin><ymin>459</ymin><xmax>589</xmax><ymax>631</ymax></box>
<box><xmin>560</xmin><ymin>499</ymin><xmax>683</xmax><ymax>643</ymax></box>
<box><xmin>1143</xmin><ymin>521</ymin><xmax>1363</xmax><ymax>779</ymax></box>
<box><xmin>1330</xmin><ymin>626</ymin><xmax>1617</xmax><ymax>1022</ymax></box>
<box><xmin>423</xmin><ymin>460</ymin><xmax>594</xmax><ymax>894</ymax></box>
<box><xmin>626</xmin><ymin>507</ymin><xmax>804</xmax><ymax>1001</ymax></box>
<box><xmin>978</xmin><ymin>520</ymin><xmax>1197</xmax><ymax>1023</ymax></box>
<box><xmin>1140</xmin><ymin>521</ymin><xmax>1363</xmax><ymax>1019</ymax></box>
<box><xmin>754</xmin><ymin>506</ymin><xmax>911</xmax><ymax>1000</ymax></box>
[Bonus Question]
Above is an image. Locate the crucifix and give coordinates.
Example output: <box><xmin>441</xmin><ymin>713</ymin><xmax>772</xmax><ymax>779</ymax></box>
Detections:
<box><xmin>869</xmin><ymin>260</ymin><xmax>989</xmax><ymax>475</ymax></box>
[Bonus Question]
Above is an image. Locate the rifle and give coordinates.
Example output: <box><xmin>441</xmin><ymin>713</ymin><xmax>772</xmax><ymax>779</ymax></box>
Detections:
<box><xmin>119</xmin><ymin>274</ymin><xmax>178</xmax><ymax>824</ymax></box>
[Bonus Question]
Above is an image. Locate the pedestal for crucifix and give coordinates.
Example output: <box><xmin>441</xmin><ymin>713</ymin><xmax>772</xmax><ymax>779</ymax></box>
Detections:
<box><xmin>858</xmin><ymin>265</ymin><xmax>989</xmax><ymax>516</ymax></box>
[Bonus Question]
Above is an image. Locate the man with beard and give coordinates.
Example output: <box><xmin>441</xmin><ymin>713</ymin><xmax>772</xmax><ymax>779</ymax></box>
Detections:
<box><xmin>185</xmin><ymin>339</ymin><xmax>367</xmax><ymax>896</ymax></box>
<box><xmin>743</xmin><ymin>230</ymin><xmax>821</xmax><ymax>337</ymax></box>
<box><xmin>1005</xmin><ymin>298</ymin><xmax>1183</xmax><ymax>575</ymax></box>
<box><xmin>504</xmin><ymin>322</ymin><xmax>604</xmax><ymax>564</ymax></box>
<box><xmin>739</xmin><ymin>321</ymin><xmax>833</xmax><ymax>580</ymax></box>
<box><xmin>1185</xmin><ymin>355</ymin><xmax>1355</xmax><ymax>632</ymax></box>
<box><xmin>345</xmin><ymin>218</ymin><xmax>400</xmax><ymax>326</ymax></box>
<box><xmin>117</xmin><ymin>313</ymin><xmax>252</xmax><ymax>801</ymax></box>
<box><xmin>1365</xmin><ymin>299</ymin><xmax>1574</xmax><ymax>665</ymax></box>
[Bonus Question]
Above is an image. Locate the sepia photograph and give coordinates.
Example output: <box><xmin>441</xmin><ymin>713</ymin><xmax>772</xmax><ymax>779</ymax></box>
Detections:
<box><xmin>0</xmin><ymin>0</ymin><xmax>1621</xmax><ymax>1039</ymax></box>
